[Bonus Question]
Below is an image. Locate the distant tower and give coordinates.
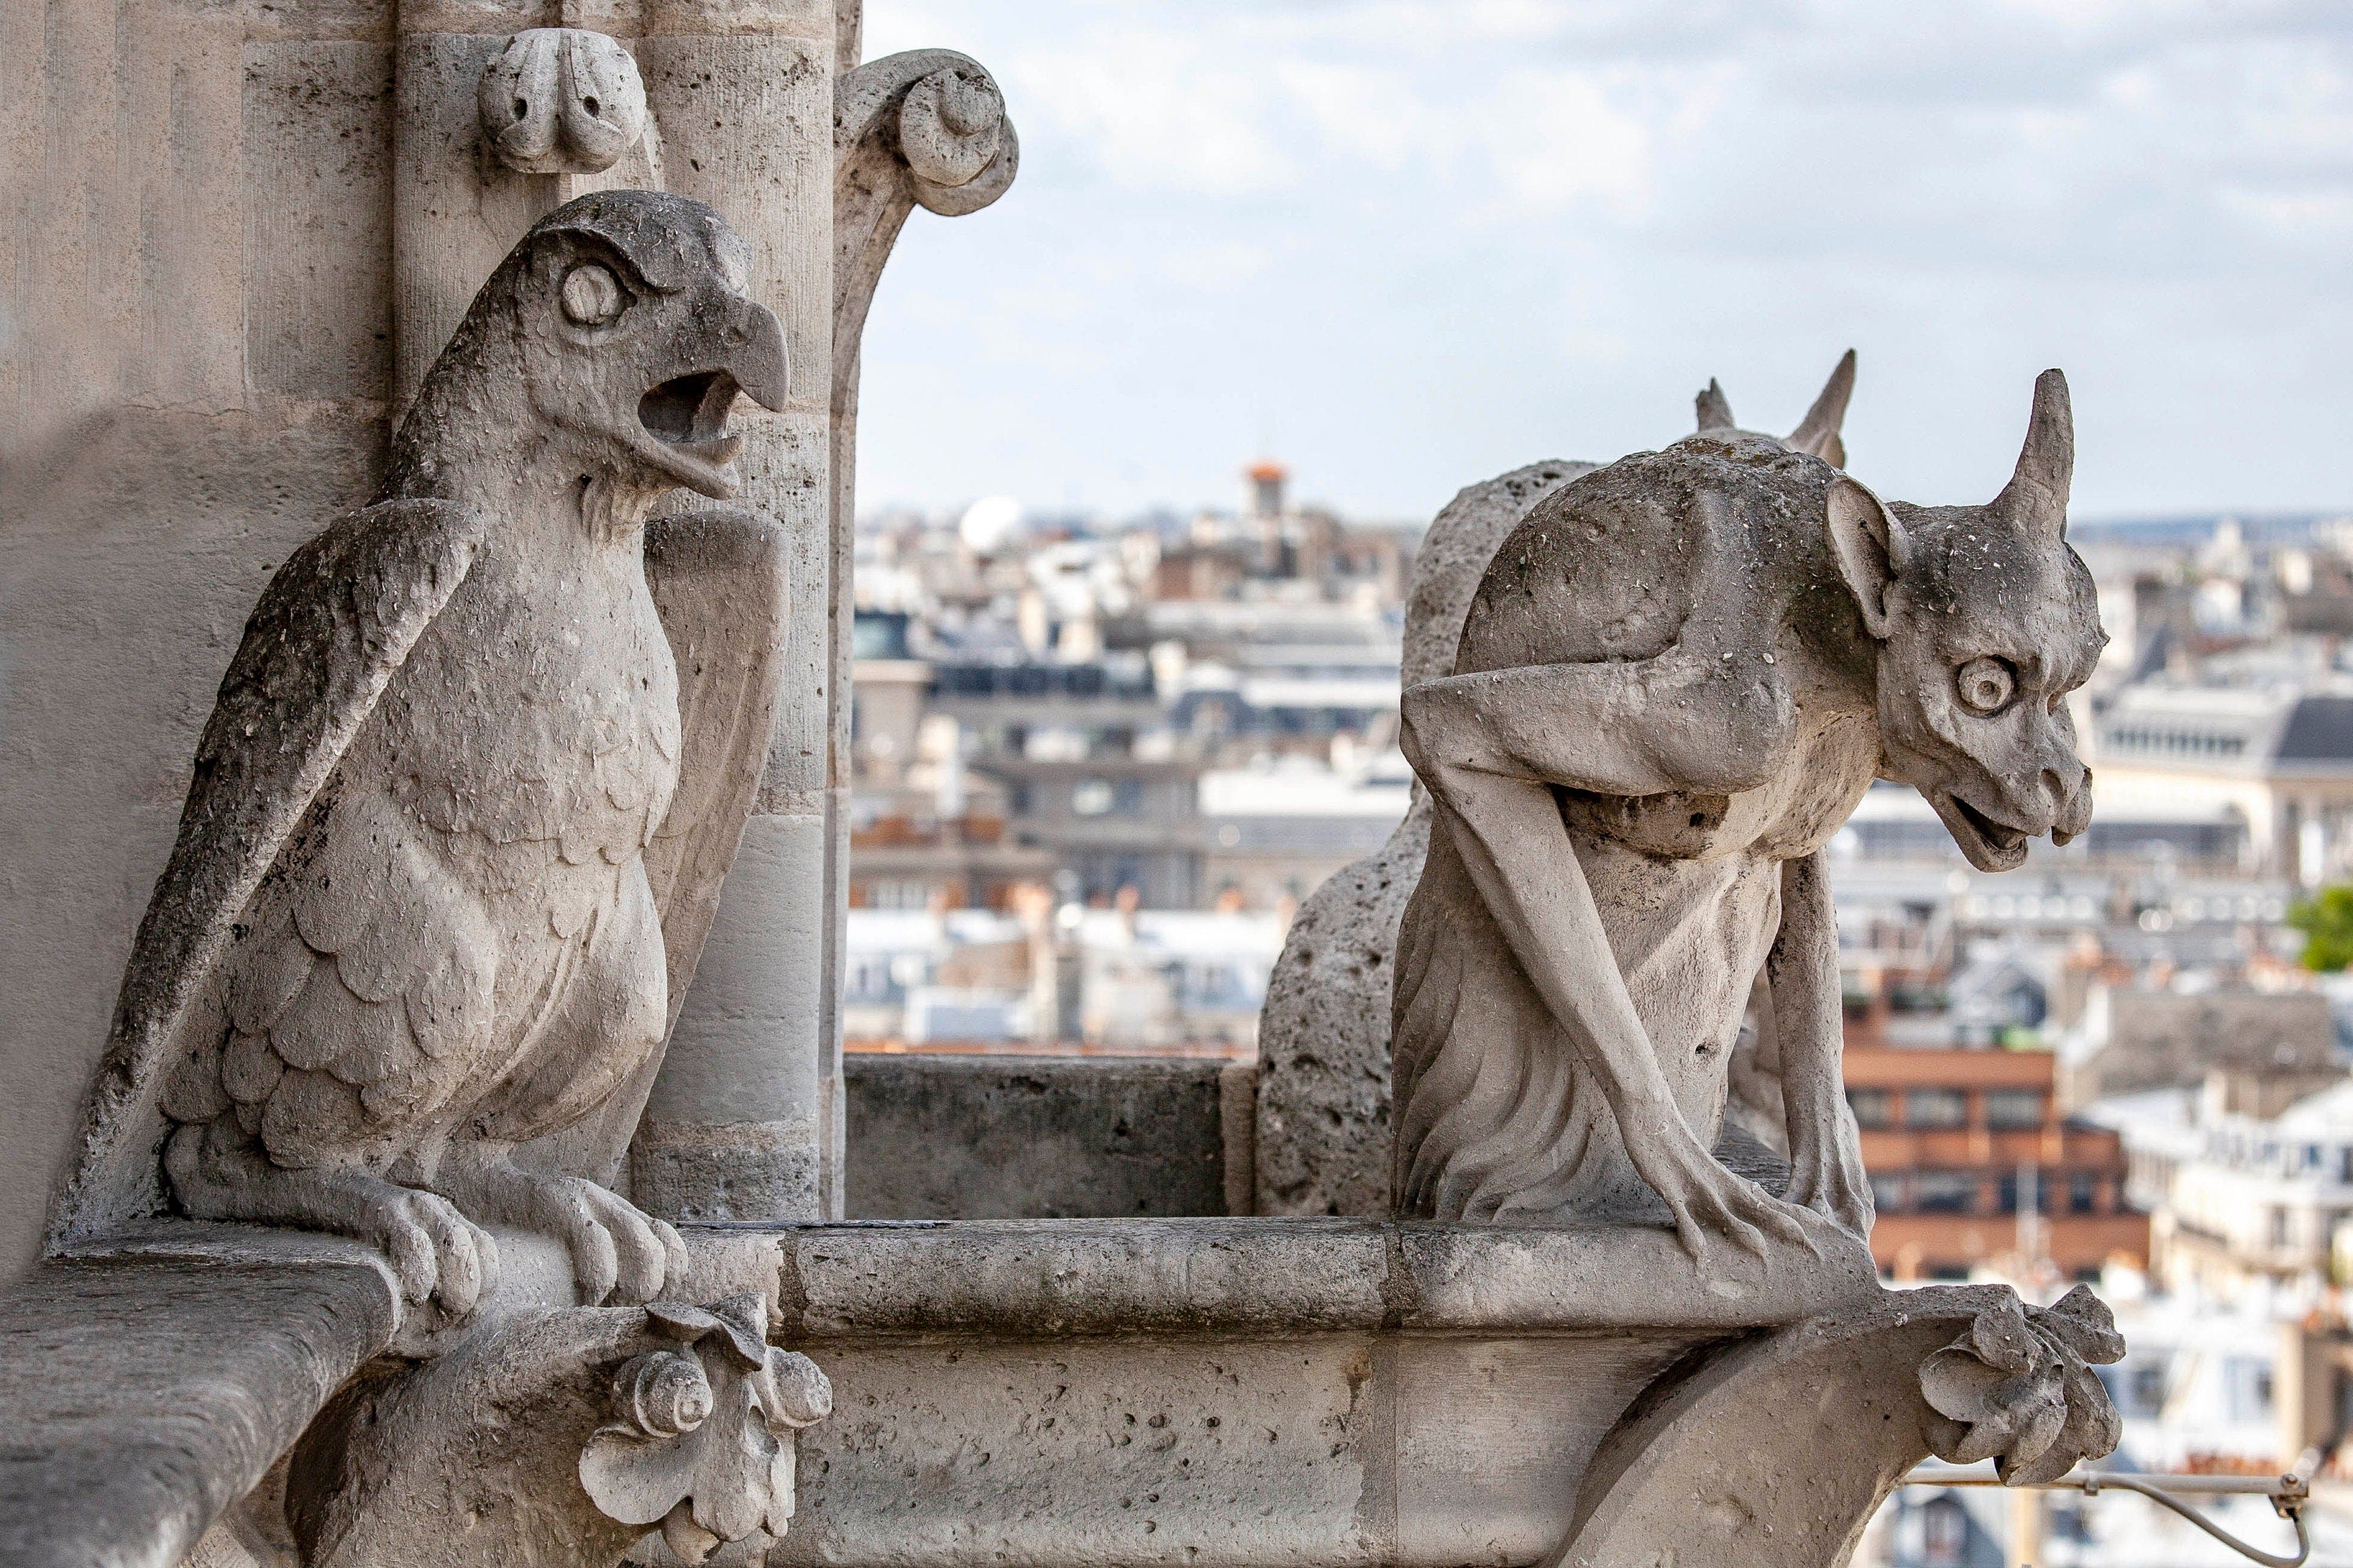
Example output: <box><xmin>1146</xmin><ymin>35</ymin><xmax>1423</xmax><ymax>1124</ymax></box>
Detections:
<box><xmin>1245</xmin><ymin>458</ymin><xmax>1289</xmax><ymax>522</ymax></box>
<box><xmin>1245</xmin><ymin>458</ymin><xmax>1289</xmax><ymax>573</ymax></box>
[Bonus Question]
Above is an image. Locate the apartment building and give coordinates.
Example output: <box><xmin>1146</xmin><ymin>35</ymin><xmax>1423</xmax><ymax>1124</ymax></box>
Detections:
<box><xmin>1844</xmin><ymin>1043</ymin><xmax>2148</xmax><ymax>1280</ymax></box>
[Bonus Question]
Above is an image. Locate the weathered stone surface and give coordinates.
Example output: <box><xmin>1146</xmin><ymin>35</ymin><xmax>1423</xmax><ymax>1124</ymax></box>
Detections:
<box><xmin>720</xmin><ymin>1216</ymin><xmax>1884</xmax><ymax>1568</ymax></box>
<box><xmin>771</xmin><ymin>1215</ymin><xmax>1878</xmax><ymax>1340</ymax></box>
<box><xmin>1256</xmin><ymin>461</ymin><xmax>1591</xmax><ymax>1218</ymax></box>
<box><xmin>0</xmin><ymin>1208</ymin><xmax>2049</xmax><ymax>1568</ymax></box>
<box><xmin>54</xmin><ymin>194</ymin><xmax>795</xmax><ymax>1321</ymax></box>
<box><xmin>2</xmin><ymin>8</ymin><xmax>395</xmax><ymax>1287</ymax></box>
<box><xmin>477</xmin><ymin>29</ymin><xmax>649</xmax><ymax>176</ymax></box>
<box><xmin>293</xmin><ymin>1292</ymin><xmax>830</xmax><ymax>1568</ymax></box>
<box><xmin>781</xmin><ymin>1330</ymin><xmax>1695</xmax><ymax>1568</ymax></box>
<box><xmin>0</xmin><ymin>1230</ymin><xmax>399</xmax><ymax>1568</ymax></box>
<box><xmin>1395</xmin><ymin>366</ymin><xmax>2102</xmax><ymax>1269</ymax></box>
<box><xmin>844</xmin><ymin>1054</ymin><xmax>1231</xmax><ymax>1220</ymax></box>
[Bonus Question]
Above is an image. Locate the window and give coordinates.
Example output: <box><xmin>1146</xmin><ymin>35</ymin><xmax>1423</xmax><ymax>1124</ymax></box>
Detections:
<box><xmin>1907</xmin><ymin>1089</ymin><xmax>1967</xmax><ymax>1130</ymax></box>
<box><xmin>1920</xmin><ymin>1493</ymin><xmax>1969</xmax><ymax>1566</ymax></box>
<box><xmin>1984</xmin><ymin>1089</ymin><xmax>2046</xmax><ymax>1130</ymax></box>
<box><xmin>1870</xmin><ymin>1173</ymin><xmax>1907</xmax><ymax>1213</ymax></box>
<box><xmin>1995</xmin><ymin>1169</ymin><xmax>2057</xmax><ymax>1213</ymax></box>
<box><xmin>1846</xmin><ymin>1088</ymin><xmax>1893</xmax><ymax>1130</ymax></box>
<box><xmin>2069</xmin><ymin>1172</ymin><xmax>2100</xmax><ymax>1214</ymax></box>
<box><xmin>1071</xmin><ymin>779</ymin><xmax>1115</xmax><ymax>817</ymax></box>
<box><xmin>1915</xmin><ymin>1172</ymin><xmax>1976</xmax><ymax>1214</ymax></box>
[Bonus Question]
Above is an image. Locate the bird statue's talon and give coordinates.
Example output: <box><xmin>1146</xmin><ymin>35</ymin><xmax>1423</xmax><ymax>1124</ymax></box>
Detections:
<box><xmin>431</xmin><ymin>1155</ymin><xmax>679</xmax><ymax>1308</ymax></box>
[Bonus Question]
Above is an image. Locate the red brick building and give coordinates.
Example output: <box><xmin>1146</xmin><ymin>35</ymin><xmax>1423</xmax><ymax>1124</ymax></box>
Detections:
<box><xmin>1844</xmin><ymin>1043</ymin><xmax>2149</xmax><ymax>1281</ymax></box>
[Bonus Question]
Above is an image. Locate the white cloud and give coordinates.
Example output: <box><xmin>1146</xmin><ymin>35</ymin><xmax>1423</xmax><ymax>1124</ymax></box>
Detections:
<box><xmin>851</xmin><ymin>0</ymin><xmax>2353</xmax><ymax>520</ymax></box>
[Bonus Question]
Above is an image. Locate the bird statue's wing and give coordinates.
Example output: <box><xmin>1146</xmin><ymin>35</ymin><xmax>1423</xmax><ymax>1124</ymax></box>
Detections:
<box><xmin>638</xmin><ymin>507</ymin><xmax>792</xmax><ymax>1011</ymax></box>
<box><xmin>49</xmin><ymin>499</ymin><xmax>490</xmax><ymax>1245</ymax></box>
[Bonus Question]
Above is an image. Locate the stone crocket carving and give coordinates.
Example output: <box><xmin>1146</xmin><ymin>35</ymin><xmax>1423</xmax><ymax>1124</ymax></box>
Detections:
<box><xmin>1393</xmin><ymin>368</ymin><xmax>2104</xmax><ymax>1264</ymax></box>
<box><xmin>53</xmin><ymin>190</ymin><xmax>795</xmax><ymax>1318</ymax></box>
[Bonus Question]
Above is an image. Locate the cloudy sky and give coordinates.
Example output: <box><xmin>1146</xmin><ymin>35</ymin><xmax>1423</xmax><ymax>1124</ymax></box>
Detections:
<box><xmin>854</xmin><ymin>1</ymin><xmax>2351</xmax><ymax>525</ymax></box>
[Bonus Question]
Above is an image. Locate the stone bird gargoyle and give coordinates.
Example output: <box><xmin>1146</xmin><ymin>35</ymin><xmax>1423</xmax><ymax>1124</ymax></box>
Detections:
<box><xmin>53</xmin><ymin>191</ymin><xmax>795</xmax><ymax>1319</ymax></box>
<box><xmin>1394</xmin><ymin>361</ymin><xmax>2104</xmax><ymax>1269</ymax></box>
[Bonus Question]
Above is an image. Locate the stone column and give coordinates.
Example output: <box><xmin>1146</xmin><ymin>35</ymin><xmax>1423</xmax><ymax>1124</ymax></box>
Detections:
<box><xmin>638</xmin><ymin>10</ymin><xmax>1017</xmax><ymax>1222</ymax></box>
<box><xmin>628</xmin><ymin>0</ymin><xmax>840</xmax><ymax>1223</ymax></box>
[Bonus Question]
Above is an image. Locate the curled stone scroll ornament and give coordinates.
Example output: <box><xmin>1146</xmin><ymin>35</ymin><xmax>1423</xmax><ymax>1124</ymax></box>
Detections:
<box><xmin>478</xmin><ymin>28</ymin><xmax>650</xmax><ymax>176</ymax></box>
<box><xmin>834</xmin><ymin>49</ymin><xmax>1020</xmax><ymax>399</ymax></box>
<box><xmin>580</xmin><ymin>1296</ymin><xmax>834</xmax><ymax>1564</ymax></box>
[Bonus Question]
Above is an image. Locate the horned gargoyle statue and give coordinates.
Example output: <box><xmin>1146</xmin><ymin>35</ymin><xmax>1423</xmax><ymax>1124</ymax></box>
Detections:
<box><xmin>53</xmin><ymin>189</ymin><xmax>795</xmax><ymax>1321</ymax></box>
<box><xmin>1394</xmin><ymin>359</ymin><xmax>2103</xmax><ymax>1266</ymax></box>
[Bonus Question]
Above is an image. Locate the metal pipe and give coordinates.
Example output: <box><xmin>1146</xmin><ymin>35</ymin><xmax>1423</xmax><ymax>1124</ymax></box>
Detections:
<box><xmin>1902</xmin><ymin>1462</ymin><xmax>2312</xmax><ymax>1568</ymax></box>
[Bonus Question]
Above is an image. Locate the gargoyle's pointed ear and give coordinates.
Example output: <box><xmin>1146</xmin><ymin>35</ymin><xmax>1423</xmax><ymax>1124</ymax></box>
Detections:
<box><xmin>1827</xmin><ymin>475</ymin><xmax>1909</xmax><ymax>640</ymax></box>
<box><xmin>1995</xmin><ymin>369</ymin><xmax>2073</xmax><ymax>539</ymax></box>
<box><xmin>1695</xmin><ymin>379</ymin><xmax>1736</xmax><ymax>433</ymax></box>
<box><xmin>1787</xmin><ymin>348</ymin><xmax>1856</xmax><ymax>468</ymax></box>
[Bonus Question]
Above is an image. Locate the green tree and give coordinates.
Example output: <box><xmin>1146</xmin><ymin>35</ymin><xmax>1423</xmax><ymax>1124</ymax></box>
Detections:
<box><xmin>2288</xmin><ymin>886</ymin><xmax>2353</xmax><ymax>972</ymax></box>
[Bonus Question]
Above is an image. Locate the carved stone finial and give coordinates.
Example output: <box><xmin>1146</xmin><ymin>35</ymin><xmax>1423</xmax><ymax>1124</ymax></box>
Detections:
<box><xmin>478</xmin><ymin>29</ymin><xmax>649</xmax><ymax>176</ymax></box>
<box><xmin>1918</xmin><ymin>1283</ymin><xmax>2124</xmax><ymax>1485</ymax></box>
<box><xmin>580</xmin><ymin>1294</ymin><xmax>833</xmax><ymax>1563</ymax></box>
<box><xmin>1551</xmin><ymin>1283</ymin><xmax>2123</xmax><ymax>1567</ymax></box>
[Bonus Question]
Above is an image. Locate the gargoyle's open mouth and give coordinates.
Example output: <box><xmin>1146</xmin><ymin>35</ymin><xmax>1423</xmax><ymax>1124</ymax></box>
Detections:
<box><xmin>638</xmin><ymin>370</ymin><xmax>745</xmax><ymax>468</ymax></box>
<box><xmin>1940</xmin><ymin>791</ymin><xmax>2031</xmax><ymax>867</ymax></box>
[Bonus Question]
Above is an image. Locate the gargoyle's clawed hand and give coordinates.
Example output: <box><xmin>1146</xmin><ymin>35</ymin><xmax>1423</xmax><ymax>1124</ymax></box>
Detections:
<box><xmin>436</xmin><ymin>1150</ymin><xmax>689</xmax><ymax>1306</ymax></box>
<box><xmin>1784</xmin><ymin>1122</ymin><xmax>1875</xmax><ymax>1237</ymax></box>
<box><xmin>1621</xmin><ymin>1102</ymin><xmax>1820</xmax><ymax>1269</ymax></box>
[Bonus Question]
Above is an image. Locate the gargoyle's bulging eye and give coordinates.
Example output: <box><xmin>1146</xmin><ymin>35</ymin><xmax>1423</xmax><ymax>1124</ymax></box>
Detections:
<box><xmin>1955</xmin><ymin>656</ymin><xmax>2017</xmax><ymax>715</ymax></box>
<box><xmin>561</xmin><ymin>263</ymin><xmax>625</xmax><ymax>327</ymax></box>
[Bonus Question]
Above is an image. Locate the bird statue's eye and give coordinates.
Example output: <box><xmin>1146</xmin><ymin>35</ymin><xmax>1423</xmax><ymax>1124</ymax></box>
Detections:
<box><xmin>1954</xmin><ymin>656</ymin><xmax>2017</xmax><ymax>715</ymax></box>
<box><xmin>560</xmin><ymin>262</ymin><xmax>625</xmax><ymax>327</ymax></box>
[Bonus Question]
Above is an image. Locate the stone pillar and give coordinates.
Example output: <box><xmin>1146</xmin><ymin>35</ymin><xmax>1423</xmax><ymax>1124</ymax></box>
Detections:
<box><xmin>634</xmin><ymin>2</ymin><xmax>1018</xmax><ymax>1224</ymax></box>
<box><xmin>628</xmin><ymin>0</ymin><xmax>840</xmax><ymax>1223</ymax></box>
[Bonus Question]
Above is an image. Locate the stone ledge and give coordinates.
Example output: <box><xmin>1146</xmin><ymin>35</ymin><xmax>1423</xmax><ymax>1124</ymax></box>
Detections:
<box><xmin>741</xmin><ymin>1214</ymin><xmax>1882</xmax><ymax>1341</ymax></box>
<box><xmin>0</xmin><ymin>1228</ymin><xmax>400</xmax><ymax>1568</ymax></box>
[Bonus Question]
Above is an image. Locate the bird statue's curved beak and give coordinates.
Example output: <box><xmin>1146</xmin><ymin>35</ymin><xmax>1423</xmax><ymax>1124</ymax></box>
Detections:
<box><xmin>632</xmin><ymin>292</ymin><xmax>791</xmax><ymax>500</ymax></box>
<box><xmin>725</xmin><ymin>294</ymin><xmax>789</xmax><ymax>414</ymax></box>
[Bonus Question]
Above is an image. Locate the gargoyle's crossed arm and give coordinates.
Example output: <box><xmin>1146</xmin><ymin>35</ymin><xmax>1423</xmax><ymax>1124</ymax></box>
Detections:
<box><xmin>1399</xmin><ymin>649</ymin><xmax>1823</xmax><ymax>1261</ymax></box>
